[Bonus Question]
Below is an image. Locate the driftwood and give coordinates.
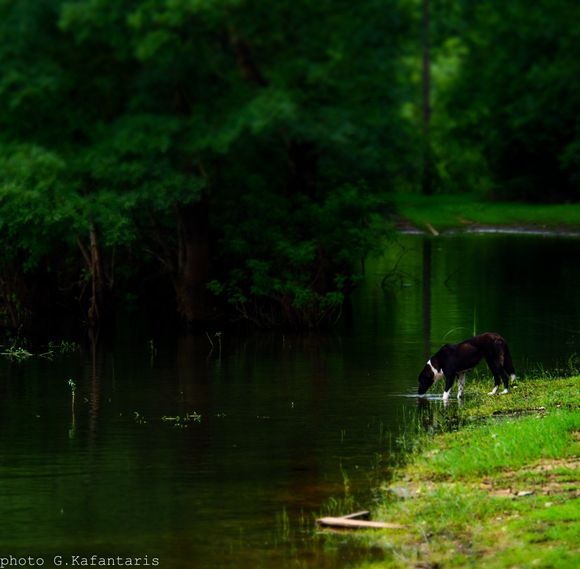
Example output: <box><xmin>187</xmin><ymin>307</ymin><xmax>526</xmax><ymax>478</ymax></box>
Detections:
<box><xmin>316</xmin><ymin>510</ymin><xmax>404</xmax><ymax>530</ymax></box>
<box><xmin>340</xmin><ymin>510</ymin><xmax>371</xmax><ymax>520</ymax></box>
<box><xmin>425</xmin><ymin>222</ymin><xmax>440</xmax><ymax>236</ymax></box>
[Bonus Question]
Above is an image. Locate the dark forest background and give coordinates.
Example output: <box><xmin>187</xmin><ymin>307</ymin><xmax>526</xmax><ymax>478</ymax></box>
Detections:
<box><xmin>0</xmin><ymin>0</ymin><xmax>578</xmax><ymax>331</ymax></box>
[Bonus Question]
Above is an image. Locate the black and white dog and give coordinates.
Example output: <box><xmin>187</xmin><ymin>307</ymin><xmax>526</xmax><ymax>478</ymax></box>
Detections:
<box><xmin>418</xmin><ymin>332</ymin><xmax>516</xmax><ymax>401</ymax></box>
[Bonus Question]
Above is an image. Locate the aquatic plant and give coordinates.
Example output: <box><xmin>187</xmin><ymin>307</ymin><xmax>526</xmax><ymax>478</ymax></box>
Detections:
<box><xmin>68</xmin><ymin>379</ymin><xmax>77</xmax><ymax>437</ymax></box>
<box><xmin>0</xmin><ymin>339</ymin><xmax>80</xmax><ymax>362</ymax></box>
<box><xmin>148</xmin><ymin>339</ymin><xmax>157</xmax><ymax>366</ymax></box>
<box><xmin>275</xmin><ymin>508</ymin><xmax>291</xmax><ymax>541</ymax></box>
<box><xmin>205</xmin><ymin>332</ymin><xmax>223</xmax><ymax>358</ymax></box>
<box><xmin>1</xmin><ymin>345</ymin><xmax>33</xmax><ymax>361</ymax></box>
<box><xmin>133</xmin><ymin>411</ymin><xmax>147</xmax><ymax>425</ymax></box>
<box><xmin>161</xmin><ymin>412</ymin><xmax>202</xmax><ymax>428</ymax></box>
<box><xmin>49</xmin><ymin>340</ymin><xmax>80</xmax><ymax>354</ymax></box>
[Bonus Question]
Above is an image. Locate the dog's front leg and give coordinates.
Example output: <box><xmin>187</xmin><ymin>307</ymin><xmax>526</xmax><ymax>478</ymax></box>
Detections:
<box><xmin>457</xmin><ymin>372</ymin><xmax>466</xmax><ymax>399</ymax></box>
<box><xmin>442</xmin><ymin>372</ymin><xmax>455</xmax><ymax>402</ymax></box>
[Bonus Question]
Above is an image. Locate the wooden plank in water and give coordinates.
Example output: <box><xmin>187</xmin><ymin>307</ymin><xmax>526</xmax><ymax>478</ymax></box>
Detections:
<box><xmin>316</xmin><ymin>516</ymin><xmax>404</xmax><ymax>530</ymax></box>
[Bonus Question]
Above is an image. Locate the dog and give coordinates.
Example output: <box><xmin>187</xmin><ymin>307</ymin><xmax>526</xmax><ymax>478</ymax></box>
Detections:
<box><xmin>418</xmin><ymin>332</ymin><xmax>516</xmax><ymax>401</ymax></box>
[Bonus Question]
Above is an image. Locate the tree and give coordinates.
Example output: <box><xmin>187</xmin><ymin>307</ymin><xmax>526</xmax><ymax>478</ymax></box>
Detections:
<box><xmin>421</xmin><ymin>0</ymin><xmax>432</xmax><ymax>195</ymax></box>
<box><xmin>440</xmin><ymin>0</ymin><xmax>580</xmax><ymax>201</ymax></box>
<box><xmin>0</xmin><ymin>0</ymin><xmax>412</xmax><ymax>329</ymax></box>
<box><xmin>61</xmin><ymin>0</ymin><xmax>409</xmax><ymax>327</ymax></box>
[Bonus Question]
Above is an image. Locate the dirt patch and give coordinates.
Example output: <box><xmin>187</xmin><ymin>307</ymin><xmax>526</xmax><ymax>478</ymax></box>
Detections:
<box><xmin>528</xmin><ymin>456</ymin><xmax>580</xmax><ymax>471</ymax></box>
<box><xmin>491</xmin><ymin>407</ymin><xmax>547</xmax><ymax>417</ymax></box>
<box><xmin>384</xmin><ymin>457</ymin><xmax>579</xmax><ymax>502</ymax></box>
<box><xmin>481</xmin><ymin>457</ymin><xmax>579</xmax><ymax>498</ymax></box>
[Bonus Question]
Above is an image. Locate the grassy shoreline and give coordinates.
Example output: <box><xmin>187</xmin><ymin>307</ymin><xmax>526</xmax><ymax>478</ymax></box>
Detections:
<box><xmin>393</xmin><ymin>193</ymin><xmax>580</xmax><ymax>233</ymax></box>
<box><xmin>352</xmin><ymin>375</ymin><xmax>580</xmax><ymax>568</ymax></box>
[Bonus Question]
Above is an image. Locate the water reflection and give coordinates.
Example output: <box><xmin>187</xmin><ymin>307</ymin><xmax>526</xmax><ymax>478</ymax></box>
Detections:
<box><xmin>414</xmin><ymin>397</ymin><xmax>464</xmax><ymax>435</ymax></box>
<box><xmin>350</xmin><ymin>233</ymin><xmax>580</xmax><ymax>369</ymax></box>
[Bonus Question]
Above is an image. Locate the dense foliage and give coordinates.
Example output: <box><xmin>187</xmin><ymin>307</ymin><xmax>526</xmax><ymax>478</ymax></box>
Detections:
<box><xmin>435</xmin><ymin>0</ymin><xmax>580</xmax><ymax>201</ymax></box>
<box><xmin>0</xmin><ymin>0</ymin><xmax>578</xmax><ymax>329</ymax></box>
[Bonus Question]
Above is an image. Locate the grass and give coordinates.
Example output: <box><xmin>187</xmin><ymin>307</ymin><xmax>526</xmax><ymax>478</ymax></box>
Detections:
<box><xmin>332</xmin><ymin>375</ymin><xmax>580</xmax><ymax>568</ymax></box>
<box><xmin>413</xmin><ymin>411</ymin><xmax>578</xmax><ymax>479</ymax></box>
<box><xmin>392</xmin><ymin>193</ymin><xmax>580</xmax><ymax>232</ymax></box>
<box><xmin>456</xmin><ymin>374</ymin><xmax>580</xmax><ymax>420</ymax></box>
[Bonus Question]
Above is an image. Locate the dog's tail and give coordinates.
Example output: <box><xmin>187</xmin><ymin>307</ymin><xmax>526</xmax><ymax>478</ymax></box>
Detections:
<box><xmin>503</xmin><ymin>343</ymin><xmax>516</xmax><ymax>377</ymax></box>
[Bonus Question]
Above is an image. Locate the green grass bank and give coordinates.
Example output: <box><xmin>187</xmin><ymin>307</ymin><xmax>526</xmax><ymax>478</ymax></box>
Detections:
<box><xmin>348</xmin><ymin>375</ymin><xmax>580</xmax><ymax>568</ymax></box>
<box><xmin>393</xmin><ymin>194</ymin><xmax>580</xmax><ymax>233</ymax></box>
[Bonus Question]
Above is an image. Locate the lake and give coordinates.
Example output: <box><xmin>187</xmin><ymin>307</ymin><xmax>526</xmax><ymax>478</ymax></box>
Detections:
<box><xmin>1</xmin><ymin>233</ymin><xmax>579</xmax><ymax>568</ymax></box>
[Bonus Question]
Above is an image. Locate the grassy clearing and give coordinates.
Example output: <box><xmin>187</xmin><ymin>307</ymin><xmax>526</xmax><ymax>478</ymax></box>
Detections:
<box><xmin>392</xmin><ymin>193</ymin><xmax>580</xmax><ymax>231</ymax></box>
<box><xmin>341</xmin><ymin>375</ymin><xmax>580</xmax><ymax>568</ymax></box>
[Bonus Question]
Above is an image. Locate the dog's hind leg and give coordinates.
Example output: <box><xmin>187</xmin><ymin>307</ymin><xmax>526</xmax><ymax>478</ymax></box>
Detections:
<box><xmin>496</xmin><ymin>343</ymin><xmax>512</xmax><ymax>394</ymax></box>
<box><xmin>485</xmin><ymin>356</ymin><xmax>503</xmax><ymax>395</ymax></box>
<box><xmin>499</xmin><ymin>368</ymin><xmax>510</xmax><ymax>394</ymax></box>
<box><xmin>502</xmin><ymin>343</ymin><xmax>516</xmax><ymax>386</ymax></box>
<box><xmin>493</xmin><ymin>374</ymin><xmax>509</xmax><ymax>394</ymax></box>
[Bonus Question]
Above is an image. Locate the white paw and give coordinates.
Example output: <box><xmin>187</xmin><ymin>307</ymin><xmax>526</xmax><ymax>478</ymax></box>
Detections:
<box><xmin>488</xmin><ymin>387</ymin><xmax>499</xmax><ymax>396</ymax></box>
<box><xmin>500</xmin><ymin>388</ymin><xmax>509</xmax><ymax>395</ymax></box>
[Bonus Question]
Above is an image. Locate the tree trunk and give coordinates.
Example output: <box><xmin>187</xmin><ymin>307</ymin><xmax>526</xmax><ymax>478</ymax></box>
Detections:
<box><xmin>421</xmin><ymin>0</ymin><xmax>433</xmax><ymax>195</ymax></box>
<box><xmin>173</xmin><ymin>200</ymin><xmax>211</xmax><ymax>325</ymax></box>
<box><xmin>0</xmin><ymin>264</ymin><xmax>27</xmax><ymax>328</ymax></box>
<box><xmin>227</xmin><ymin>24</ymin><xmax>268</xmax><ymax>87</ymax></box>
<box><xmin>226</xmin><ymin>23</ymin><xmax>320</xmax><ymax>201</ymax></box>
<box><xmin>77</xmin><ymin>224</ymin><xmax>108</xmax><ymax>326</ymax></box>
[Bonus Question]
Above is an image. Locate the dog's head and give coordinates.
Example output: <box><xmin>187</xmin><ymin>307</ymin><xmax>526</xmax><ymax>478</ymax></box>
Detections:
<box><xmin>417</xmin><ymin>364</ymin><xmax>435</xmax><ymax>396</ymax></box>
<box><xmin>418</xmin><ymin>350</ymin><xmax>449</xmax><ymax>395</ymax></box>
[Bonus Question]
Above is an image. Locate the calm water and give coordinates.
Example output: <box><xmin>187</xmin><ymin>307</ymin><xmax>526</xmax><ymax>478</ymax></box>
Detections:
<box><xmin>1</xmin><ymin>234</ymin><xmax>579</xmax><ymax>568</ymax></box>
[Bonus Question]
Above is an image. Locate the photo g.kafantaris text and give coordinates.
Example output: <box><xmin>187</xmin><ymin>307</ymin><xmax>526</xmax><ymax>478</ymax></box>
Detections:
<box><xmin>0</xmin><ymin>557</ymin><xmax>160</xmax><ymax>568</ymax></box>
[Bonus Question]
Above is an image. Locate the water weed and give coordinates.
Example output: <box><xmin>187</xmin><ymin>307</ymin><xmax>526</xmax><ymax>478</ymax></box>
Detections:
<box><xmin>1</xmin><ymin>345</ymin><xmax>33</xmax><ymax>361</ymax></box>
<box><xmin>161</xmin><ymin>411</ymin><xmax>202</xmax><ymax>428</ymax></box>
<box><xmin>133</xmin><ymin>411</ymin><xmax>147</xmax><ymax>425</ymax></box>
<box><xmin>1</xmin><ymin>338</ymin><xmax>79</xmax><ymax>361</ymax></box>
<box><xmin>48</xmin><ymin>340</ymin><xmax>80</xmax><ymax>354</ymax></box>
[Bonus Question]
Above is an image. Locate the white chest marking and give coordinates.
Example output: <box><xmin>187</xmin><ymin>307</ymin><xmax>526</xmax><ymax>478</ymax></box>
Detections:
<box><xmin>427</xmin><ymin>359</ymin><xmax>444</xmax><ymax>382</ymax></box>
